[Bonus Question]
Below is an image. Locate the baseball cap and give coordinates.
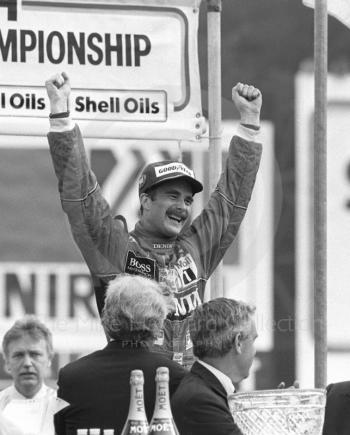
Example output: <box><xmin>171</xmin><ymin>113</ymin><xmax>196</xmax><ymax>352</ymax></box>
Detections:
<box><xmin>138</xmin><ymin>160</ymin><xmax>203</xmax><ymax>195</ymax></box>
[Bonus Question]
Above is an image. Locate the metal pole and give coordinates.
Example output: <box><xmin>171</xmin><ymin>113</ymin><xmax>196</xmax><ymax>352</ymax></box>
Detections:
<box><xmin>314</xmin><ymin>0</ymin><xmax>328</xmax><ymax>389</ymax></box>
<box><xmin>207</xmin><ymin>0</ymin><xmax>223</xmax><ymax>299</ymax></box>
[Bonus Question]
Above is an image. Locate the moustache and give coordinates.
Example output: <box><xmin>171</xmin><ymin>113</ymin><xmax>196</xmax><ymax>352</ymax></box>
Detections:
<box><xmin>166</xmin><ymin>207</ymin><xmax>188</xmax><ymax>221</ymax></box>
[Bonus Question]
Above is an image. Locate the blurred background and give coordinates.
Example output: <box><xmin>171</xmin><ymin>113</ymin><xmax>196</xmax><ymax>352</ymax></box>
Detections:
<box><xmin>1</xmin><ymin>0</ymin><xmax>350</xmax><ymax>390</ymax></box>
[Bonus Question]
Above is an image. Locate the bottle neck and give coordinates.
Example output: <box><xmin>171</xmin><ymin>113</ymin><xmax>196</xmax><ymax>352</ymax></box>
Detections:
<box><xmin>152</xmin><ymin>380</ymin><xmax>173</xmax><ymax>419</ymax></box>
<box><xmin>127</xmin><ymin>382</ymin><xmax>148</xmax><ymax>419</ymax></box>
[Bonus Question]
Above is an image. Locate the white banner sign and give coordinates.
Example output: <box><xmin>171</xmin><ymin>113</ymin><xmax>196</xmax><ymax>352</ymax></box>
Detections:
<box><xmin>0</xmin><ymin>262</ymin><xmax>105</xmax><ymax>352</ymax></box>
<box><xmin>0</xmin><ymin>0</ymin><xmax>205</xmax><ymax>140</ymax></box>
<box><xmin>296</xmin><ymin>72</ymin><xmax>350</xmax><ymax>386</ymax></box>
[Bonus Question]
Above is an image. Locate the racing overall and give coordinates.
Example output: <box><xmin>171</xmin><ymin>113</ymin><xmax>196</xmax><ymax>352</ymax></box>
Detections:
<box><xmin>48</xmin><ymin>124</ymin><xmax>262</xmax><ymax>367</ymax></box>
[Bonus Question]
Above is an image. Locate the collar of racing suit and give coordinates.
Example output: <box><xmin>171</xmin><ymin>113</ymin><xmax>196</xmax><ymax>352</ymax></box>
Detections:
<box><xmin>131</xmin><ymin>221</ymin><xmax>183</xmax><ymax>266</ymax></box>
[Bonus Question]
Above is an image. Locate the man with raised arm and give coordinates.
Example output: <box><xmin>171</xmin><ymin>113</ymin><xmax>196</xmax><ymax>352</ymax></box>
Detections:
<box><xmin>45</xmin><ymin>73</ymin><xmax>262</xmax><ymax>368</ymax></box>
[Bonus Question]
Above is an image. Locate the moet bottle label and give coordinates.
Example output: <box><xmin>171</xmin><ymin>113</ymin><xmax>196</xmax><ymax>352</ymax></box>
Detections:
<box><xmin>148</xmin><ymin>418</ymin><xmax>179</xmax><ymax>435</ymax></box>
<box><xmin>121</xmin><ymin>419</ymin><xmax>148</xmax><ymax>434</ymax></box>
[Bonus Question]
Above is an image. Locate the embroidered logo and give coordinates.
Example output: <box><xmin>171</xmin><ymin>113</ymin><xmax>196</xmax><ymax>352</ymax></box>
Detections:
<box><xmin>174</xmin><ymin>253</ymin><xmax>198</xmax><ymax>287</ymax></box>
<box><xmin>173</xmin><ymin>288</ymin><xmax>201</xmax><ymax>317</ymax></box>
<box><xmin>125</xmin><ymin>251</ymin><xmax>156</xmax><ymax>279</ymax></box>
<box><xmin>155</xmin><ymin>162</ymin><xmax>194</xmax><ymax>178</ymax></box>
<box><xmin>153</xmin><ymin>243</ymin><xmax>174</xmax><ymax>249</ymax></box>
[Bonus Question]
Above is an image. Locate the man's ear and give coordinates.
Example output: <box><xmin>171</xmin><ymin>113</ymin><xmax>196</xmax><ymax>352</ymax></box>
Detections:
<box><xmin>233</xmin><ymin>332</ymin><xmax>243</xmax><ymax>355</ymax></box>
<box><xmin>140</xmin><ymin>193</ymin><xmax>151</xmax><ymax>211</ymax></box>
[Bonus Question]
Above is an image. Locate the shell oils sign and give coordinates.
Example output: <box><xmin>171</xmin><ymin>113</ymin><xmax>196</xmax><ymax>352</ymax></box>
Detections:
<box><xmin>0</xmin><ymin>0</ymin><xmax>205</xmax><ymax>140</ymax></box>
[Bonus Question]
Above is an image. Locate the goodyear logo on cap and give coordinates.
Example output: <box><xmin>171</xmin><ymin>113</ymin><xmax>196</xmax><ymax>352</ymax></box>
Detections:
<box><xmin>155</xmin><ymin>162</ymin><xmax>194</xmax><ymax>178</ymax></box>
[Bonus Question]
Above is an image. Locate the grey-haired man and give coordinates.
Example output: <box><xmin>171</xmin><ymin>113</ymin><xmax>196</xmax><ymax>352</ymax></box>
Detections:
<box><xmin>0</xmin><ymin>316</ymin><xmax>56</xmax><ymax>435</ymax></box>
<box><xmin>45</xmin><ymin>73</ymin><xmax>262</xmax><ymax>368</ymax></box>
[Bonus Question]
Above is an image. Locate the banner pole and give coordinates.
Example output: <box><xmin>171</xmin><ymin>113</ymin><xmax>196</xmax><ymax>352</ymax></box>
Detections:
<box><xmin>207</xmin><ymin>0</ymin><xmax>223</xmax><ymax>299</ymax></box>
<box><xmin>314</xmin><ymin>0</ymin><xmax>328</xmax><ymax>389</ymax></box>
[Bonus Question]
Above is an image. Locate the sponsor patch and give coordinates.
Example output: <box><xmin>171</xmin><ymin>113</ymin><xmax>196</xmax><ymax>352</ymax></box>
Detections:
<box><xmin>152</xmin><ymin>243</ymin><xmax>174</xmax><ymax>249</ymax></box>
<box><xmin>158</xmin><ymin>267</ymin><xmax>180</xmax><ymax>292</ymax></box>
<box><xmin>181</xmin><ymin>267</ymin><xmax>196</xmax><ymax>285</ymax></box>
<box><xmin>155</xmin><ymin>162</ymin><xmax>194</xmax><ymax>178</ymax></box>
<box><xmin>125</xmin><ymin>251</ymin><xmax>156</xmax><ymax>279</ymax></box>
<box><xmin>174</xmin><ymin>253</ymin><xmax>198</xmax><ymax>287</ymax></box>
<box><xmin>173</xmin><ymin>288</ymin><xmax>201</xmax><ymax>317</ymax></box>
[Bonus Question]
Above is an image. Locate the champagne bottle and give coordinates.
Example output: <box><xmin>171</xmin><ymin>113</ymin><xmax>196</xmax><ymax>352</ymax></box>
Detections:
<box><xmin>121</xmin><ymin>369</ymin><xmax>149</xmax><ymax>435</ymax></box>
<box><xmin>148</xmin><ymin>367</ymin><xmax>179</xmax><ymax>435</ymax></box>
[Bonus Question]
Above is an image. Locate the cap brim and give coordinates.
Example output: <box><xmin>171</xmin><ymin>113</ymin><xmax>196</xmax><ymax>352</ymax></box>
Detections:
<box><xmin>151</xmin><ymin>174</ymin><xmax>203</xmax><ymax>194</ymax></box>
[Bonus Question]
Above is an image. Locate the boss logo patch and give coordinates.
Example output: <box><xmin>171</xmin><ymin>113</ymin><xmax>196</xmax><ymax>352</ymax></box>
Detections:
<box><xmin>125</xmin><ymin>251</ymin><xmax>156</xmax><ymax>279</ymax></box>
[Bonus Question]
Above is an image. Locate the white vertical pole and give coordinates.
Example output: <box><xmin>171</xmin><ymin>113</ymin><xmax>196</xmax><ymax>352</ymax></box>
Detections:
<box><xmin>314</xmin><ymin>0</ymin><xmax>328</xmax><ymax>389</ymax></box>
<box><xmin>207</xmin><ymin>0</ymin><xmax>223</xmax><ymax>299</ymax></box>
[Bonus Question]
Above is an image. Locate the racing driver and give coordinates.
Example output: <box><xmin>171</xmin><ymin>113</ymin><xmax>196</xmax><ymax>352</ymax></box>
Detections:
<box><xmin>45</xmin><ymin>72</ymin><xmax>262</xmax><ymax>368</ymax></box>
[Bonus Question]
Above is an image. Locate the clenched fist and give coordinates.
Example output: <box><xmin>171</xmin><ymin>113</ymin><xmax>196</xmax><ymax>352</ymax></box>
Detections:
<box><xmin>232</xmin><ymin>82</ymin><xmax>262</xmax><ymax>126</ymax></box>
<box><xmin>45</xmin><ymin>72</ymin><xmax>71</xmax><ymax>114</ymax></box>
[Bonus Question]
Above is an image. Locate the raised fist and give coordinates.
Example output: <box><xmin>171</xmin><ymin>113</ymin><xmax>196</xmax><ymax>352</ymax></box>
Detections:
<box><xmin>232</xmin><ymin>82</ymin><xmax>262</xmax><ymax>126</ymax></box>
<box><xmin>45</xmin><ymin>72</ymin><xmax>71</xmax><ymax>114</ymax></box>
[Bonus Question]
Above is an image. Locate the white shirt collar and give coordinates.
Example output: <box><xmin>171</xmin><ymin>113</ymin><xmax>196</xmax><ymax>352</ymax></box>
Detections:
<box><xmin>7</xmin><ymin>384</ymin><xmax>50</xmax><ymax>400</ymax></box>
<box><xmin>197</xmin><ymin>359</ymin><xmax>235</xmax><ymax>396</ymax></box>
<box><xmin>0</xmin><ymin>384</ymin><xmax>57</xmax><ymax>435</ymax></box>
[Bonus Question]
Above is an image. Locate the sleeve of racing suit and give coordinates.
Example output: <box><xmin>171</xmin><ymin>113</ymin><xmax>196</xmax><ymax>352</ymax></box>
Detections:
<box><xmin>186</xmin><ymin>131</ymin><xmax>262</xmax><ymax>278</ymax></box>
<box><xmin>47</xmin><ymin>124</ymin><xmax>128</xmax><ymax>294</ymax></box>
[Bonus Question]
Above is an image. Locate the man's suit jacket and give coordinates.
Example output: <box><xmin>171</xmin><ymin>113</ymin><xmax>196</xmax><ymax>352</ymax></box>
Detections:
<box><xmin>171</xmin><ymin>361</ymin><xmax>242</xmax><ymax>435</ymax></box>
<box><xmin>322</xmin><ymin>381</ymin><xmax>350</xmax><ymax>435</ymax></box>
<box><xmin>55</xmin><ymin>340</ymin><xmax>186</xmax><ymax>435</ymax></box>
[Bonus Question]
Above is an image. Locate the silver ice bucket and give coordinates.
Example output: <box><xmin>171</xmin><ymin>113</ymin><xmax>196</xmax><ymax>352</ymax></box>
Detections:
<box><xmin>228</xmin><ymin>388</ymin><xmax>326</xmax><ymax>435</ymax></box>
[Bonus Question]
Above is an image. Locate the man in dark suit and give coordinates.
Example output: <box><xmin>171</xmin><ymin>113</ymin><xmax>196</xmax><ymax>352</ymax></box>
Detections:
<box><xmin>54</xmin><ymin>275</ymin><xmax>186</xmax><ymax>435</ymax></box>
<box><xmin>171</xmin><ymin>298</ymin><xmax>258</xmax><ymax>435</ymax></box>
<box><xmin>322</xmin><ymin>381</ymin><xmax>350</xmax><ymax>435</ymax></box>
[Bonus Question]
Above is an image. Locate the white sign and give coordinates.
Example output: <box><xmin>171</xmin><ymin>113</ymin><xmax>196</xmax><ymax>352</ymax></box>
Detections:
<box><xmin>0</xmin><ymin>262</ymin><xmax>105</xmax><ymax>352</ymax></box>
<box><xmin>0</xmin><ymin>85</ymin><xmax>167</xmax><ymax>121</ymax></box>
<box><xmin>0</xmin><ymin>0</ymin><xmax>205</xmax><ymax>140</ymax></box>
<box><xmin>295</xmin><ymin>72</ymin><xmax>350</xmax><ymax>386</ymax></box>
